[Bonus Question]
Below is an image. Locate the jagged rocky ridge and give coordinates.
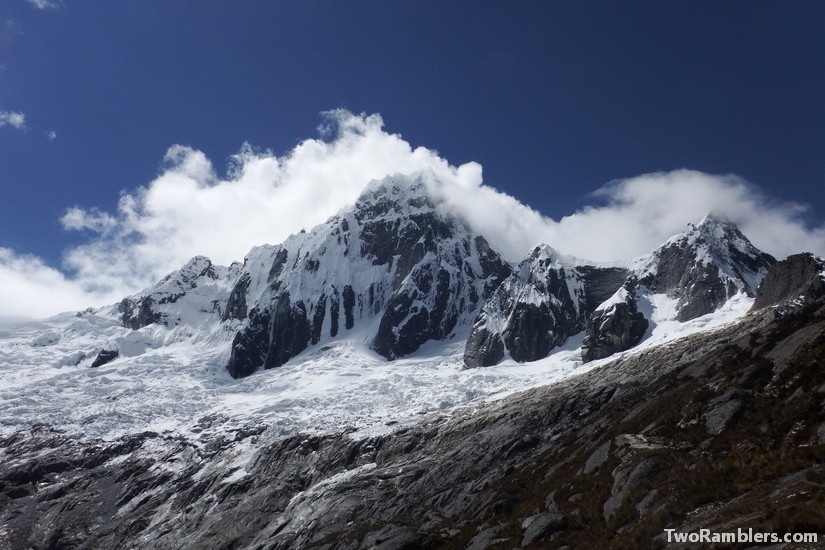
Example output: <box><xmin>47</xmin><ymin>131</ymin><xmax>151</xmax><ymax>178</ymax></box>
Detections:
<box><xmin>465</xmin><ymin>214</ymin><xmax>776</xmax><ymax>367</ymax></box>
<box><xmin>118</xmin><ymin>255</ymin><xmax>239</xmax><ymax>330</ymax></box>
<box><xmin>580</xmin><ymin>214</ymin><xmax>776</xmax><ymax>362</ymax></box>
<box><xmin>3</xmin><ymin>278</ymin><xmax>824</xmax><ymax>549</ymax></box>
<box><xmin>223</xmin><ymin>176</ymin><xmax>510</xmax><ymax>378</ymax></box>
<box><xmin>463</xmin><ymin>246</ymin><xmax>629</xmax><ymax>367</ymax></box>
<box><xmin>109</xmin><ymin>177</ymin><xmax>779</xmax><ymax>377</ymax></box>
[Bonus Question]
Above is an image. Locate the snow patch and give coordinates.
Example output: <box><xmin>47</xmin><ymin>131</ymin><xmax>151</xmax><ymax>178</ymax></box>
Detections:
<box><xmin>594</xmin><ymin>286</ymin><xmax>629</xmax><ymax>313</ymax></box>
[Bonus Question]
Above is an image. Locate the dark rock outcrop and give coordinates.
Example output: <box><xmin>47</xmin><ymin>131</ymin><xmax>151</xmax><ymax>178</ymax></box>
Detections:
<box><xmin>751</xmin><ymin>252</ymin><xmax>825</xmax><ymax>310</ymax></box>
<box><xmin>118</xmin><ymin>296</ymin><xmax>162</xmax><ymax>330</ymax></box>
<box><xmin>464</xmin><ymin>246</ymin><xmax>628</xmax><ymax>367</ymax></box>
<box><xmin>226</xmin><ymin>307</ymin><xmax>271</xmax><ymax>378</ymax></box>
<box><xmin>581</xmin><ymin>285</ymin><xmax>649</xmax><ymax>362</ymax></box>
<box><xmin>222</xmin><ymin>273</ymin><xmax>251</xmax><ymax>321</ymax></box>
<box><xmin>463</xmin><ymin>324</ymin><xmax>506</xmax><ymax>367</ymax></box>
<box><xmin>90</xmin><ymin>349</ymin><xmax>119</xmax><ymax>368</ymax></box>
<box><xmin>638</xmin><ymin>214</ymin><xmax>775</xmax><ymax>321</ymax></box>
<box><xmin>262</xmin><ymin>292</ymin><xmax>311</xmax><ymax>370</ymax></box>
<box><xmin>503</xmin><ymin>300</ymin><xmax>570</xmax><ymax>362</ymax></box>
<box><xmin>577</xmin><ymin>265</ymin><xmax>631</xmax><ymax>312</ymax></box>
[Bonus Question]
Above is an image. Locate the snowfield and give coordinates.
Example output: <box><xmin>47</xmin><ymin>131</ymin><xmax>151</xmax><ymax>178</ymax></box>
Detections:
<box><xmin>0</xmin><ymin>292</ymin><xmax>753</xmax><ymax>445</ymax></box>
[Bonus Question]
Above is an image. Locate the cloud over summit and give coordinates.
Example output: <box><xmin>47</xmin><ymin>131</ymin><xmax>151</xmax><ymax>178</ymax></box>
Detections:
<box><xmin>2</xmin><ymin>110</ymin><xmax>824</xmax><ymax>318</ymax></box>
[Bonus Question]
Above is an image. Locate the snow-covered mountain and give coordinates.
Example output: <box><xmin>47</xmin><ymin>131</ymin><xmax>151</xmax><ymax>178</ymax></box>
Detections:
<box><xmin>223</xmin><ymin>175</ymin><xmax>511</xmax><ymax>377</ymax></box>
<box><xmin>631</xmin><ymin>213</ymin><xmax>775</xmax><ymax>320</ymax></box>
<box><xmin>463</xmin><ymin>245</ymin><xmax>628</xmax><ymax>367</ymax></box>
<box><xmin>582</xmin><ymin>214</ymin><xmax>776</xmax><ymax>361</ymax></box>
<box><xmin>464</xmin><ymin>213</ymin><xmax>777</xmax><ymax>367</ymax></box>
<box><xmin>78</xmin><ymin>177</ymin><xmax>784</xmax><ymax>378</ymax></box>
<box><xmin>2</xmin><ymin>172</ymin><xmax>799</xmax><ymax>444</ymax></box>
<box><xmin>3</xmin><ymin>178</ymin><xmax>816</xmax><ymax>445</ymax></box>
<box><xmin>4</xmin><ymin>172</ymin><xmax>825</xmax><ymax>549</ymax></box>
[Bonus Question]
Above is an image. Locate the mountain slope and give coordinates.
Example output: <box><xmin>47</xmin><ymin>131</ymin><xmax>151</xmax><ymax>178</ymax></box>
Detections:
<box><xmin>3</xmin><ymin>292</ymin><xmax>822</xmax><ymax>550</ymax></box>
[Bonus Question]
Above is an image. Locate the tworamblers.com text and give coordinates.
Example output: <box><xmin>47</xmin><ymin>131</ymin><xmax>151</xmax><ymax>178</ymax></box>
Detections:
<box><xmin>664</xmin><ymin>528</ymin><xmax>817</xmax><ymax>544</ymax></box>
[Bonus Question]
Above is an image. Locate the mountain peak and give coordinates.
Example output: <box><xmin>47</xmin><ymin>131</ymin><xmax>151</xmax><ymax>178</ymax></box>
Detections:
<box><xmin>698</xmin><ymin>211</ymin><xmax>733</xmax><ymax>227</ymax></box>
<box><xmin>630</xmin><ymin>213</ymin><xmax>776</xmax><ymax>321</ymax></box>
<box><xmin>223</xmin><ymin>169</ymin><xmax>511</xmax><ymax>377</ymax></box>
<box><xmin>177</xmin><ymin>255</ymin><xmax>216</xmax><ymax>278</ymax></box>
<box><xmin>354</xmin><ymin>173</ymin><xmax>439</xmax><ymax>220</ymax></box>
<box><xmin>693</xmin><ymin>212</ymin><xmax>748</xmax><ymax>244</ymax></box>
<box><xmin>528</xmin><ymin>243</ymin><xmax>592</xmax><ymax>268</ymax></box>
<box><xmin>663</xmin><ymin>213</ymin><xmax>761</xmax><ymax>262</ymax></box>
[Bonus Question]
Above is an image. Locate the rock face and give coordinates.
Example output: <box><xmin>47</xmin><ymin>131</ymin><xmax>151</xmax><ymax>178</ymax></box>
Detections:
<box><xmin>577</xmin><ymin>214</ymin><xmax>776</xmax><ymax>363</ymax></box>
<box><xmin>751</xmin><ymin>253</ymin><xmax>825</xmax><ymax>310</ymax></box>
<box><xmin>225</xmin><ymin>175</ymin><xmax>510</xmax><ymax>378</ymax></box>
<box><xmin>581</xmin><ymin>284</ymin><xmax>649</xmax><ymax>362</ymax></box>
<box><xmin>116</xmin><ymin>256</ymin><xmax>238</xmax><ymax>329</ymax></box>
<box><xmin>634</xmin><ymin>214</ymin><xmax>775</xmax><ymax>321</ymax></box>
<box><xmin>467</xmin><ymin>215</ymin><xmax>775</xmax><ymax>367</ymax></box>
<box><xmin>4</xmin><ymin>296</ymin><xmax>824</xmax><ymax>549</ymax></box>
<box><xmin>463</xmin><ymin>245</ymin><xmax>628</xmax><ymax>367</ymax></box>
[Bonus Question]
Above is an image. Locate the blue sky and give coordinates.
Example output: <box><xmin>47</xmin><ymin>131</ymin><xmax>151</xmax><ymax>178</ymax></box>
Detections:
<box><xmin>1</xmin><ymin>1</ymin><xmax>825</xmax><ymax>316</ymax></box>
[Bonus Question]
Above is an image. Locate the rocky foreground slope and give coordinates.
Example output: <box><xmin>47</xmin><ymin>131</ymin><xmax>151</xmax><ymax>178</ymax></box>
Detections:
<box><xmin>2</xmin><ymin>255</ymin><xmax>824</xmax><ymax>549</ymax></box>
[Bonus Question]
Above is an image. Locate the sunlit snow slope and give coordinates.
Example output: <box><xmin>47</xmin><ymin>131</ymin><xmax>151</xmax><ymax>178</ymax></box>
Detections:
<box><xmin>0</xmin><ymin>174</ymin><xmax>778</xmax><ymax>443</ymax></box>
<box><xmin>0</xmin><ymin>294</ymin><xmax>754</xmax><ymax>442</ymax></box>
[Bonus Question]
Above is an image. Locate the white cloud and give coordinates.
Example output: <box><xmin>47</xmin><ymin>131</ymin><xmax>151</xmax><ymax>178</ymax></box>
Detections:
<box><xmin>27</xmin><ymin>0</ymin><xmax>60</xmax><ymax>10</ymax></box>
<box><xmin>59</xmin><ymin>111</ymin><xmax>480</xmax><ymax>283</ymax></box>
<box><xmin>0</xmin><ymin>248</ymin><xmax>124</xmax><ymax>319</ymax></box>
<box><xmin>60</xmin><ymin>207</ymin><xmax>117</xmax><ymax>233</ymax></box>
<box><xmin>3</xmin><ymin>110</ymin><xmax>824</xmax><ymax>319</ymax></box>
<box><xmin>544</xmin><ymin>170</ymin><xmax>825</xmax><ymax>262</ymax></box>
<box><xmin>0</xmin><ymin>110</ymin><xmax>26</xmax><ymax>130</ymax></box>
<box><xmin>46</xmin><ymin>129</ymin><xmax>57</xmax><ymax>141</ymax></box>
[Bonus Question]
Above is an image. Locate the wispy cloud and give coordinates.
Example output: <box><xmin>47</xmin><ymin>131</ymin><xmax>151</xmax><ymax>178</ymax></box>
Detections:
<box><xmin>0</xmin><ymin>110</ymin><xmax>26</xmax><ymax>130</ymax></box>
<box><xmin>27</xmin><ymin>0</ymin><xmax>61</xmax><ymax>10</ymax></box>
<box><xmin>2</xmin><ymin>110</ymin><xmax>824</xmax><ymax>318</ymax></box>
<box><xmin>60</xmin><ymin>207</ymin><xmax>116</xmax><ymax>233</ymax></box>
<box><xmin>1</xmin><ymin>19</ymin><xmax>23</xmax><ymax>45</ymax></box>
<box><xmin>45</xmin><ymin>129</ymin><xmax>57</xmax><ymax>141</ymax></box>
<box><xmin>540</xmin><ymin>171</ymin><xmax>825</xmax><ymax>263</ymax></box>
